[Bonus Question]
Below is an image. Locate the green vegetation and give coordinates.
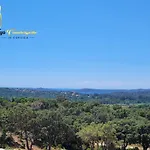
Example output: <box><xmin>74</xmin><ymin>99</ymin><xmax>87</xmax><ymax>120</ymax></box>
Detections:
<box><xmin>0</xmin><ymin>96</ymin><xmax>150</xmax><ymax>150</ymax></box>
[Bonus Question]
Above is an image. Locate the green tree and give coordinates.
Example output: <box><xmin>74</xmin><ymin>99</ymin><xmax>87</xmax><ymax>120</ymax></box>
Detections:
<box><xmin>37</xmin><ymin>110</ymin><xmax>74</xmax><ymax>150</ymax></box>
<box><xmin>101</xmin><ymin>122</ymin><xmax>116</xmax><ymax>150</ymax></box>
<box><xmin>8</xmin><ymin>104</ymin><xmax>36</xmax><ymax>150</ymax></box>
<box><xmin>115</xmin><ymin>119</ymin><xmax>137</xmax><ymax>150</ymax></box>
<box><xmin>137</xmin><ymin>124</ymin><xmax>150</xmax><ymax>150</ymax></box>
<box><xmin>77</xmin><ymin>123</ymin><xmax>103</xmax><ymax>150</ymax></box>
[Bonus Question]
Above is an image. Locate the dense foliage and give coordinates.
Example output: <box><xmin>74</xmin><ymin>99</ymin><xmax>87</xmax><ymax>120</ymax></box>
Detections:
<box><xmin>0</xmin><ymin>97</ymin><xmax>150</xmax><ymax>150</ymax></box>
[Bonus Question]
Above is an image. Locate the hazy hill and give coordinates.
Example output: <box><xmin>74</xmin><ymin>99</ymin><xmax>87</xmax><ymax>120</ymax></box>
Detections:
<box><xmin>0</xmin><ymin>87</ymin><xmax>150</xmax><ymax>104</ymax></box>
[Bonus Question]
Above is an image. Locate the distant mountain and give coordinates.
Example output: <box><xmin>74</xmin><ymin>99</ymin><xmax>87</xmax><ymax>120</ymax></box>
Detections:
<box><xmin>72</xmin><ymin>88</ymin><xmax>127</xmax><ymax>94</ymax></box>
<box><xmin>25</xmin><ymin>88</ymin><xmax>128</xmax><ymax>94</ymax></box>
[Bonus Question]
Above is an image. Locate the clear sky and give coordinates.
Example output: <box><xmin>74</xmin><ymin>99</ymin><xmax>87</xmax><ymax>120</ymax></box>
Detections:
<box><xmin>0</xmin><ymin>0</ymin><xmax>150</xmax><ymax>89</ymax></box>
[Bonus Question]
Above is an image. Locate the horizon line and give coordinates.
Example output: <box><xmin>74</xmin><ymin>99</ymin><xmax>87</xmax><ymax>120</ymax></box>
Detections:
<box><xmin>0</xmin><ymin>86</ymin><xmax>149</xmax><ymax>90</ymax></box>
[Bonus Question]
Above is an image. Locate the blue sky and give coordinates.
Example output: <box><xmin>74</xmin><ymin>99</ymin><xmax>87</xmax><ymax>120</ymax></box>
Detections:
<box><xmin>0</xmin><ymin>0</ymin><xmax>150</xmax><ymax>89</ymax></box>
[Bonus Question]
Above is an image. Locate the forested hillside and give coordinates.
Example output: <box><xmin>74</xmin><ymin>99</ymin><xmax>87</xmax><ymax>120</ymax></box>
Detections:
<box><xmin>0</xmin><ymin>88</ymin><xmax>150</xmax><ymax>104</ymax></box>
<box><xmin>0</xmin><ymin>97</ymin><xmax>150</xmax><ymax>150</ymax></box>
